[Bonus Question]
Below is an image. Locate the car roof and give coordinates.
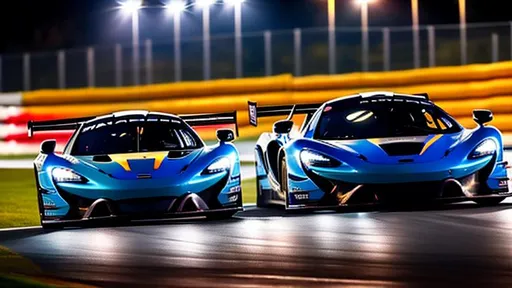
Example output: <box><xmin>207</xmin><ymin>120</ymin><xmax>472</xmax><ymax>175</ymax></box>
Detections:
<box><xmin>324</xmin><ymin>91</ymin><xmax>431</xmax><ymax>106</ymax></box>
<box><xmin>85</xmin><ymin>110</ymin><xmax>181</xmax><ymax>123</ymax></box>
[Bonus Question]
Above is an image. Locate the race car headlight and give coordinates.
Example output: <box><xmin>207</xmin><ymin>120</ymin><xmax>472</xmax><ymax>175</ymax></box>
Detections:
<box><xmin>52</xmin><ymin>168</ymin><xmax>87</xmax><ymax>183</ymax></box>
<box><xmin>469</xmin><ymin>139</ymin><xmax>497</xmax><ymax>159</ymax></box>
<box><xmin>300</xmin><ymin>150</ymin><xmax>340</xmax><ymax>167</ymax></box>
<box><xmin>203</xmin><ymin>157</ymin><xmax>231</xmax><ymax>174</ymax></box>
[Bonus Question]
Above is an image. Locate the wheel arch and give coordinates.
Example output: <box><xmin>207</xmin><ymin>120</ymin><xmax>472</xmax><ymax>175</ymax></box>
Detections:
<box><xmin>277</xmin><ymin>147</ymin><xmax>287</xmax><ymax>185</ymax></box>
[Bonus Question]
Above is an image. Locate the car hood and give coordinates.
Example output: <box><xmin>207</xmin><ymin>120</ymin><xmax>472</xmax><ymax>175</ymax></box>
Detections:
<box><xmin>323</xmin><ymin>132</ymin><xmax>464</xmax><ymax>164</ymax></box>
<box><xmin>75</xmin><ymin>149</ymin><xmax>204</xmax><ymax>180</ymax></box>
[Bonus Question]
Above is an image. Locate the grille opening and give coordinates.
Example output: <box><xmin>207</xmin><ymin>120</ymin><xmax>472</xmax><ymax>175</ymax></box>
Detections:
<box><xmin>87</xmin><ymin>201</ymin><xmax>113</xmax><ymax>218</ymax></box>
<box><xmin>137</xmin><ymin>174</ymin><xmax>152</xmax><ymax>179</ymax></box>
<box><xmin>345</xmin><ymin>187</ymin><xmax>376</xmax><ymax>204</ymax></box>
<box><xmin>181</xmin><ymin>199</ymin><xmax>201</xmax><ymax>212</ymax></box>
<box><xmin>441</xmin><ymin>180</ymin><xmax>464</xmax><ymax>198</ymax></box>
<box><xmin>92</xmin><ymin>155</ymin><xmax>112</xmax><ymax>162</ymax></box>
<box><xmin>379</xmin><ymin>142</ymin><xmax>424</xmax><ymax>156</ymax></box>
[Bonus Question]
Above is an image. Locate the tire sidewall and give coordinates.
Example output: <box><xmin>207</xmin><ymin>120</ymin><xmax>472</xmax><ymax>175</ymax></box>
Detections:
<box><xmin>281</xmin><ymin>156</ymin><xmax>288</xmax><ymax>209</ymax></box>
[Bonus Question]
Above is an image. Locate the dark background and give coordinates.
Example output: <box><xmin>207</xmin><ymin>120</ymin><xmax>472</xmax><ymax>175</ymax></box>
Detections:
<box><xmin>0</xmin><ymin>0</ymin><xmax>510</xmax><ymax>54</ymax></box>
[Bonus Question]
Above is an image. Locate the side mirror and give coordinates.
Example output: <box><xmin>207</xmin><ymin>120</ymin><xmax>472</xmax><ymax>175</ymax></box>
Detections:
<box><xmin>40</xmin><ymin>140</ymin><xmax>56</xmax><ymax>154</ymax></box>
<box><xmin>473</xmin><ymin>109</ymin><xmax>493</xmax><ymax>126</ymax></box>
<box><xmin>217</xmin><ymin>129</ymin><xmax>235</xmax><ymax>143</ymax></box>
<box><xmin>273</xmin><ymin>120</ymin><xmax>294</xmax><ymax>134</ymax></box>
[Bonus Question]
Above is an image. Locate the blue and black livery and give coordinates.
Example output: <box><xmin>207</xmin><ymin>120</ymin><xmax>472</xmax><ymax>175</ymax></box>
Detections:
<box><xmin>249</xmin><ymin>91</ymin><xmax>510</xmax><ymax>210</ymax></box>
<box><xmin>29</xmin><ymin>110</ymin><xmax>243</xmax><ymax>228</ymax></box>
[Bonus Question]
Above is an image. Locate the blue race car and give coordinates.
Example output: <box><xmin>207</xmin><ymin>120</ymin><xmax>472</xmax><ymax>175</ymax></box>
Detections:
<box><xmin>248</xmin><ymin>91</ymin><xmax>510</xmax><ymax>210</ymax></box>
<box><xmin>28</xmin><ymin>110</ymin><xmax>243</xmax><ymax>228</ymax></box>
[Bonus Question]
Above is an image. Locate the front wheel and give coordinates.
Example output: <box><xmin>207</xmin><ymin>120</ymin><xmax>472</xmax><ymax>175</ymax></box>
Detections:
<box><xmin>256</xmin><ymin>179</ymin><xmax>267</xmax><ymax>208</ymax></box>
<box><xmin>473</xmin><ymin>197</ymin><xmax>506</xmax><ymax>206</ymax></box>
<box><xmin>280</xmin><ymin>156</ymin><xmax>289</xmax><ymax>209</ymax></box>
<box><xmin>256</xmin><ymin>159</ymin><xmax>267</xmax><ymax>208</ymax></box>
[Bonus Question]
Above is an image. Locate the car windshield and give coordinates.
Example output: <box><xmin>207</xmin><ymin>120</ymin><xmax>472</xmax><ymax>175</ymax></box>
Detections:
<box><xmin>314</xmin><ymin>100</ymin><xmax>461</xmax><ymax>140</ymax></box>
<box><xmin>71</xmin><ymin>117</ymin><xmax>203</xmax><ymax>156</ymax></box>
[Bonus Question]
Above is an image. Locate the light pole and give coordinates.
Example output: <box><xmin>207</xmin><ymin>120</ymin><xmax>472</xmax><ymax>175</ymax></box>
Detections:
<box><xmin>197</xmin><ymin>0</ymin><xmax>215</xmax><ymax>80</ymax></box>
<box><xmin>166</xmin><ymin>0</ymin><xmax>186</xmax><ymax>82</ymax></box>
<box><xmin>120</xmin><ymin>0</ymin><xmax>142</xmax><ymax>86</ymax></box>
<box><xmin>328</xmin><ymin>0</ymin><xmax>336</xmax><ymax>74</ymax></box>
<box><xmin>411</xmin><ymin>0</ymin><xmax>420</xmax><ymax>68</ymax></box>
<box><xmin>459</xmin><ymin>0</ymin><xmax>467</xmax><ymax>65</ymax></box>
<box><xmin>225</xmin><ymin>0</ymin><xmax>244</xmax><ymax>78</ymax></box>
<box><xmin>356</xmin><ymin>0</ymin><xmax>375</xmax><ymax>72</ymax></box>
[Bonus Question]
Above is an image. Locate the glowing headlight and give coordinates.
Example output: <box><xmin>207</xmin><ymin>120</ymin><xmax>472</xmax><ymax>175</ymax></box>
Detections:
<box><xmin>300</xmin><ymin>150</ymin><xmax>340</xmax><ymax>167</ymax></box>
<box><xmin>52</xmin><ymin>168</ymin><xmax>86</xmax><ymax>183</ymax></box>
<box><xmin>469</xmin><ymin>139</ymin><xmax>497</xmax><ymax>159</ymax></box>
<box><xmin>203</xmin><ymin>157</ymin><xmax>231</xmax><ymax>174</ymax></box>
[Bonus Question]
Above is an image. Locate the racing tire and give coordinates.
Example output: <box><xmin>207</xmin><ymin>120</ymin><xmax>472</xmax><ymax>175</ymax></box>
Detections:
<box><xmin>280</xmin><ymin>156</ymin><xmax>289</xmax><ymax>209</ymax></box>
<box><xmin>473</xmin><ymin>197</ymin><xmax>506</xmax><ymax>206</ymax></box>
<box><xmin>256</xmin><ymin>178</ymin><xmax>267</xmax><ymax>208</ymax></box>
<box><xmin>206</xmin><ymin>211</ymin><xmax>237</xmax><ymax>221</ymax></box>
<box><xmin>255</xmin><ymin>159</ymin><xmax>268</xmax><ymax>207</ymax></box>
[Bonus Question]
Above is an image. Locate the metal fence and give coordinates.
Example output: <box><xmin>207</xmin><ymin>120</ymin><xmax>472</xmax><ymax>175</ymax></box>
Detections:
<box><xmin>1</xmin><ymin>21</ymin><xmax>511</xmax><ymax>92</ymax></box>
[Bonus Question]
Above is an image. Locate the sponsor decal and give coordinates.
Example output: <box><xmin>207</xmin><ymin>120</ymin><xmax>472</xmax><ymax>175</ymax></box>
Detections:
<box><xmin>228</xmin><ymin>193</ymin><xmax>239</xmax><ymax>202</ymax></box>
<box><xmin>230</xmin><ymin>175</ymin><xmax>241</xmax><ymax>183</ymax></box>
<box><xmin>292</xmin><ymin>192</ymin><xmax>309</xmax><ymax>201</ymax></box>
<box><xmin>45</xmin><ymin>210</ymin><xmax>58</xmax><ymax>216</ymax></box>
<box><xmin>43</xmin><ymin>198</ymin><xmax>56</xmax><ymax>208</ymax></box>
<box><xmin>230</xmin><ymin>186</ymin><xmax>241</xmax><ymax>193</ymax></box>
<box><xmin>34</xmin><ymin>154</ymin><xmax>47</xmax><ymax>172</ymax></box>
<box><xmin>499</xmin><ymin>180</ymin><xmax>509</xmax><ymax>187</ymax></box>
<box><xmin>248</xmin><ymin>101</ymin><xmax>257</xmax><ymax>126</ymax></box>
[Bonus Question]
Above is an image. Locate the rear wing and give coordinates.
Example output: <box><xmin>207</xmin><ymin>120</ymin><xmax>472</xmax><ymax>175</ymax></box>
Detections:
<box><xmin>28</xmin><ymin>111</ymin><xmax>239</xmax><ymax>138</ymax></box>
<box><xmin>28</xmin><ymin>116</ymin><xmax>96</xmax><ymax>138</ymax></box>
<box><xmin>248</xmin><ymin>101</ymin><xmax>322</xmax><ymax>127</ymax></box>
<box><xmin>179</xmin><ymin>111</ymin><xmax>239</xmax><ymax>137</ymax></box>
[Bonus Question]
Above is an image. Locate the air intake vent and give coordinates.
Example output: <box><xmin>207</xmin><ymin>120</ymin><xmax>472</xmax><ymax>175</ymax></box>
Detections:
<box><xmin>137</xmin><ymin>174</ymin><xmax>152</xmax><ymax>179</ymax></box>
<box><xmin>92</xmin><ymin>155</ymin><xmax>112</xmax><ymax>162</ymax></box>
<box><xmin>379</xmin><ymin>142</ymin><xmax>424</xmax><ymax>156</ymax></box>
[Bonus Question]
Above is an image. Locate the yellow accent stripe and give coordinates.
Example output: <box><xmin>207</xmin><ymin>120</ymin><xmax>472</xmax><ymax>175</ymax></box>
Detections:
<box><xmin>437</xmin><ymin>119</ymin><xmax>447</xmax><ymax>130</ymax></box>
<box><xmin>420</xmin><ymin>134</ymin><xmax>443</xmax><ymax>155</ymax></box>
<box><xmin>109</xmin><ymin>152</ymin><xmax>168</xmax><ymax>171</ymax></box>
<box><xmin>368</xmin><ymin>138</ymin><xmax>380</xmax><ymax>145</ymax></box>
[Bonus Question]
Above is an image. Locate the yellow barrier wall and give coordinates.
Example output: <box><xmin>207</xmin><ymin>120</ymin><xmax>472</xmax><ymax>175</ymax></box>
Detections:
<box><xmin>18</xmin><ymin>61</ymin><xmax>512</xmax><ymax>135</ymax></box>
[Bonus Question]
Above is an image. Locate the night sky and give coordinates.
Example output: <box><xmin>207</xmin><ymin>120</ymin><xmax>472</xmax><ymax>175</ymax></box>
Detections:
<box><xmin>0</xmin><ymin>0</ymin><xmax>510</xmax><ymax>54</ymax></box>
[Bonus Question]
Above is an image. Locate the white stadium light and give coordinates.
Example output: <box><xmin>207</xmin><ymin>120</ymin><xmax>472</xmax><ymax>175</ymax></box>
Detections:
<box><xmin>355</xmin><ymin>0</ymin><xmax>376</xmax><ymax>5</ymax></box>
<box><xmin>120</xmin><ymin>0</ymin><xmax>142</xmax><ymax>13</ymax></box>
<box><xmin>196</xmin><ymin>0</ymin><xmax>216</xmax><ymax>8</ymax></box>
<box><xmin>166</xmin><ymin>0</ymin><xmax>187</xmax><ymax>14</ymax></box>
<box><xmin>224</xmin><ymin>0</ymin><xmax>245</xmax><ymax>5</ymax></box>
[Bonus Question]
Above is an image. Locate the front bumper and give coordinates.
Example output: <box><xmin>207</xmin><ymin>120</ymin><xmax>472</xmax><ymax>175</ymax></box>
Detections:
<box><xmin>41</xmin><ymin>206</ymin><xmax>243</xmax><ymax>227</ymax></box>
<box><xmin>287</xmin><ymin>171</ymin><xmax>510</xmax><ymax>209</ymax></box>
<box><xmin>40</xmin><ymin>171</ymin><xmax>243</xmax><ymax>222</ymax></box>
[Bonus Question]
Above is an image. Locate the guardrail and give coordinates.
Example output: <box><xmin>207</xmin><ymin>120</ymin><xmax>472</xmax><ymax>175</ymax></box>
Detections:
<box><xmin>2</xmin><ymin>60</ymin><xmax>512</xmax><ymax>154</ymax></box>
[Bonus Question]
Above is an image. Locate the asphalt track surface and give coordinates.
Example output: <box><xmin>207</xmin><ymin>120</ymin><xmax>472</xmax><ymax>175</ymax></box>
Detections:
<box><xmin>0</xmin><ymin>151</ymin><xmax>512</xmax><ymax>287</ymax></box>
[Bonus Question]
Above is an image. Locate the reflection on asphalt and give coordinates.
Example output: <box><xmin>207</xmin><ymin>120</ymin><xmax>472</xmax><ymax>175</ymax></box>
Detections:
<box><xmin>3</xmin><ymin>200</ymin><xmax>512</xmax><ymax>287</ymax></box>
<box><xmin>0</xmin><ymin>149</ymin><xmax>511</xmax><ymax>286</ymax></box>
